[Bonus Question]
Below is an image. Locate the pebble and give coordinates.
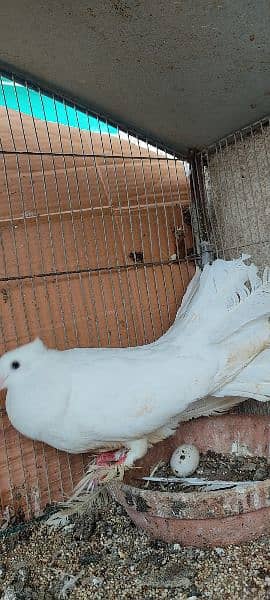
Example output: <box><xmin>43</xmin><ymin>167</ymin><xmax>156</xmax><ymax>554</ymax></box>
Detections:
<box><xmin>254</xmin><ymin>467</ymin><xmax>267</xmax><ymax>480</ymax></box>
<box><xmin>215</xmin><ymin>547</ymin><xmax>225</xmax><ymax>556</ymax></box>
<box><xmin>178</xmin><ymin>576</ymin><xmax>191</xmax><ymax>589</ymax></box>
<box><xmin>17</xmin><ymin>565</ymin><xmax>29</xmax><ymax>585</ymax></box>
<box><xmin>2</xmin><ymin>587</ymin><xmax>17</xmax><ymax>600</ymax></box>
<box><xmin>79</xmin><ymin>553</ymin><xmax>100</xmax><ymax>565</ymax></box>
<box><xmin>91</xmin><ymin>576</ymin><xmax>104</xmax><ymax>587</ymax></box>
<box><xmin>245</xmin><ymin>462</ymin><xmax>257</xmax><ymax>471</ymax></box>
<box><xmin>0</xmin><ymin>563</ymin><xmax>6</xmax><ymax>579</ymax></box>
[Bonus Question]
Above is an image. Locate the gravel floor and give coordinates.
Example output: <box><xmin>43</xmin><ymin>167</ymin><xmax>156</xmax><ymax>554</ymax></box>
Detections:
<box><xmin>0</xmin><ymin>501</ymin><xmax>270</xmax><ymax>599</ymax></box>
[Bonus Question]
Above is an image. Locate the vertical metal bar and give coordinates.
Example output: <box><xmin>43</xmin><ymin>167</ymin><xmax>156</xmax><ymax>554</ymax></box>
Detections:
<box><xmin>0</xmin><ymin>409</ymin><xmax>16</xmax><ymax>514</ymax></box>
<box><xmin>82</xmin><ymin>117</ymin><xmax>122</xmax><ymax>346</ymax></box>
<box><xmin>132</xmin><ymin>136</ymin><xmax>167</xmax><ymax>335</ymax></box>
<box><xmin>260</xmin><ymin>120</ymin><xmax>270</xmax><ymax>231</ymax></box>
<box><xmin>62</xmin><ymin>124</ymin><xmax>112</xmax><ymax>347</ymax></box>
<box><xmin>50</xmin><ymin>94</ymin><xmax>92</xmax><ymax>346</ymax></box>
<box><xmin>190</xmin><ymin>154</ymin><xmax>215</xmax><ymax>262</ymax></box>
<box><xmin>71</xmin><ymin>118</ymin><xmax>111</xmax><ymax>347</ymax></box>
<box><xmin>57</xmin><ymin>99</ymin><xmax>97</xmax><ymax>345</ymax></box>
<box><xmin>0</xmin><ymin>77</ymin><xmax>31</xmax><ymax>343</ymax></box>
<box><xmin>38</xmin><ymin>91</ymin><xmax>80</xmax><ymax>345</ymax></box>
<box><xmin>249</xmin><ymin>126</ymin><xmax>267</xmax><ymax>214</ymax></box>
<box><xmin>0</xmin><ymin>156</ymin><xmax>19</xmax><ymax>347</ymax></box>
<box><xmin>38</xmin><ymin>441</ymin><xmax>53</xmax><ymax>507</ymax></box>
<box><xmin>115</xmin><ymin>130</ymin><xmax>152</xmax><ymax>342</ymax></box>
<box><xmin>205</xmin><ymin>145</ymin><xmax>230</xmax><ymax>259</ymax></box>
<box><xmin>0</xmin><ymin>228</ymin><xmax>18</xmax><ymax>513</ymax></box>
<box><xmin>0</xmin><ymin>145</ymin><xmax>38</xmax><ymax>515</ymax></box>
<box><xmin>154</xmin><ymin>145</ymin><xmax>179</xmax><ymax>308</ymax></box>
<box><xmin>166</xmin><ymin>156</ymin><xmax>193</xmax><ymax>284</ymax></box>
<box><xmin>228</xmin><ymin>133</ymin><xmax>254</xmax><ymax>254</ymax></box>
<box><xmin>105</xmin><ymin>125</ymin><xmax>142</xmax><ymax>344</ymax></box>
<box><xmin>66</xmin><ymin>105</ymin><xmax>102</xmax><ymax>346</ymax></box>
<box><xmin>238</xmin><ymin>127</ymin><xmax>264</xmax><ymax>246</ymax></box>
<box><xmin>220</xmin><ymin>135</ymin><xmax>255</xmax><ymax>255</ymax></box>
<box><xmin>90</xmin><ymin>118</ymin><xmax>128</xmax><ymax>346</ymax></box>
<box><xmin>21</xmin><ymin>82</ymin><xmax>66</xmax><ymax>498</ymax></box>
<box><xmin>25</xmin><ymin>81</ymin><xmax>68</xmax><ymax>345</ymax></box>
<box><xmin>24</xmin><ymin>84</ymin><xmax>71</xmax><ymax>344</ymax></box>
<box><xmin>144</xmin><ymin>143</ymin><xmax>172</xmax><ymax>324</ymax></box>
<box><xmin>0</xmin><ymin>299</ymin><xmax>32</xmax><ymax>519</ymax></box>
<box><xmin>129</xmin><ymin>135</ymin><xmax>165</xmax><ymax>334</ymax></box>
<box><xmin>11</xmin><ymin>77</ymin><xmax>58</xmax><ymax>345</ymax></box>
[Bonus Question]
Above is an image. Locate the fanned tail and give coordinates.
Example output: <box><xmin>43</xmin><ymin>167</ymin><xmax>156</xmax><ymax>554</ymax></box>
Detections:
<box><xmin>176</xmin><ymin>256</ymin><xmax>270</xmax><ymax>395</ymax></box>
<box><xmin>210</xmin><ymin>265</ymin><xmax>270</xmax><ymax>343</ymax></box>
<box><xmin>178</xmin><ymin>254</ymin><xmax>261</xmax><ymax>328</ymax></box>
<box><xmin>214</xmin><ymin>348</ymin><xmax>270</xmax><ymax>402</ymax></box>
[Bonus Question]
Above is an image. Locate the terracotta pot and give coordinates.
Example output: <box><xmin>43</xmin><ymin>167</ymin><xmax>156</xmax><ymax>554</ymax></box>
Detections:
<box><xmin>109</xmin><ymin>414</ymin><xmax>270</xmax><ymax>547</ymax></box>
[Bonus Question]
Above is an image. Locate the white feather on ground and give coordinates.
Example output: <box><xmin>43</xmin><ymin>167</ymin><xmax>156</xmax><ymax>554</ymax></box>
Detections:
<box><xmin>142</xmin><ymin>476</ymin><xmax>260</xmax><ymax>491</ymax></box>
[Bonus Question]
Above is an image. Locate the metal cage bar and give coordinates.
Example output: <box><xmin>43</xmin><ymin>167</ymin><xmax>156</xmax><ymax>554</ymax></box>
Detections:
<box><xmin>193</xmin><ymin>117</ymin><xmax>270</xmax><ymax>415</ymax></box>
<box><xmin>0</xmin><ymin>71</ymin><xmax>194</xmax><ymax>519</ymax></box>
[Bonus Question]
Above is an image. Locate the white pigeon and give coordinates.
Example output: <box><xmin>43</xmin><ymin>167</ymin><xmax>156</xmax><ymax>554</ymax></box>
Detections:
<box><xmin>1</xmin><ymin>254</ymin><xmax>270</xmax><ymax>521</ymax></box>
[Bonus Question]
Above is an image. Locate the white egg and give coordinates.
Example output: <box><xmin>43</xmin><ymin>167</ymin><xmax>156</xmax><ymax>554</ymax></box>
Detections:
<box><xmin>170</xmin><ymin>444</ymin><xmax>200</xmax><ymax>477</ymax></box>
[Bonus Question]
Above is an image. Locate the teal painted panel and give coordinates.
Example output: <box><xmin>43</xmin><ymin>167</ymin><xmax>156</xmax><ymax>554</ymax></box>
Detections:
<box><xmin>0</xmin><ymin>76</ymin><xmax>117</xmax><ymax>134</ymax></box>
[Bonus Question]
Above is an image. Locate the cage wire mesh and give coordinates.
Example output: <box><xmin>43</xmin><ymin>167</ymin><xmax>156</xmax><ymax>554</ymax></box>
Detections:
<box><xmin>192</xmin><ymin>117</ymin><xmax>270</xmax><ymax>416</ymax></box>
<box><xmin>0</xmin><ymin>73</ymin><xmax>194</xmax><ymax>521</ymax></box>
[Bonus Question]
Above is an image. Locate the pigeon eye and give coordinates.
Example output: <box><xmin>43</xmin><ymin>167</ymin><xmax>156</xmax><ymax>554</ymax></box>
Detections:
<box><xmin>11</xmin><ymin>361</ymin><xmax>20</xmax><ymax>370</ymax></box>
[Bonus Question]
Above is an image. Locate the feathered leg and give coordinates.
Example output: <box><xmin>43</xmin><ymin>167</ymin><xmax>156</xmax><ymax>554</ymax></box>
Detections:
<box><xmin>124</xmin><ymin>438</ymin><xmax>149</xmax><ymax>466</ymax></box>
<box><xmin>45</xmin><ymin>440</ymin><xmax>150</xmax><ymax>527</ymax></box>
<box><xmin>45</xmin><ymin>448</ymin><xmax>127</xmax><ymax>527</ymax></box>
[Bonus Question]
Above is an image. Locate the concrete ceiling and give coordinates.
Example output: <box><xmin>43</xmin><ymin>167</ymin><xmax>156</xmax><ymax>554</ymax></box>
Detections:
<box><xmin>0</xmin><ymin>0</ymin><xmax>270</xmax><ymax>157</ymax></box>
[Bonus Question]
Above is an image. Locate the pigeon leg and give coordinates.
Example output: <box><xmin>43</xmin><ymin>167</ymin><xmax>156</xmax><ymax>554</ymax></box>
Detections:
<box><xmin>124</xmin><ymin>438</ymin><xmax>148</xmax><ymax>467</ymax></box>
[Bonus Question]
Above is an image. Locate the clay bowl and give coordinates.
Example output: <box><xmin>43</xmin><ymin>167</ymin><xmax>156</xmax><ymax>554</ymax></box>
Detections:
<box><xmin>109</xmin><ymin>414</ymin><xmax>270</xmax><ymax>547</ymax></box>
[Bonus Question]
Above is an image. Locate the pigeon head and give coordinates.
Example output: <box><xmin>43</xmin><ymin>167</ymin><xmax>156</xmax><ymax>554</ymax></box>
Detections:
<box><xmin>0</xmin><ymin>338</ymin><xmax>47</xmax><ymax>390</ymax></box>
